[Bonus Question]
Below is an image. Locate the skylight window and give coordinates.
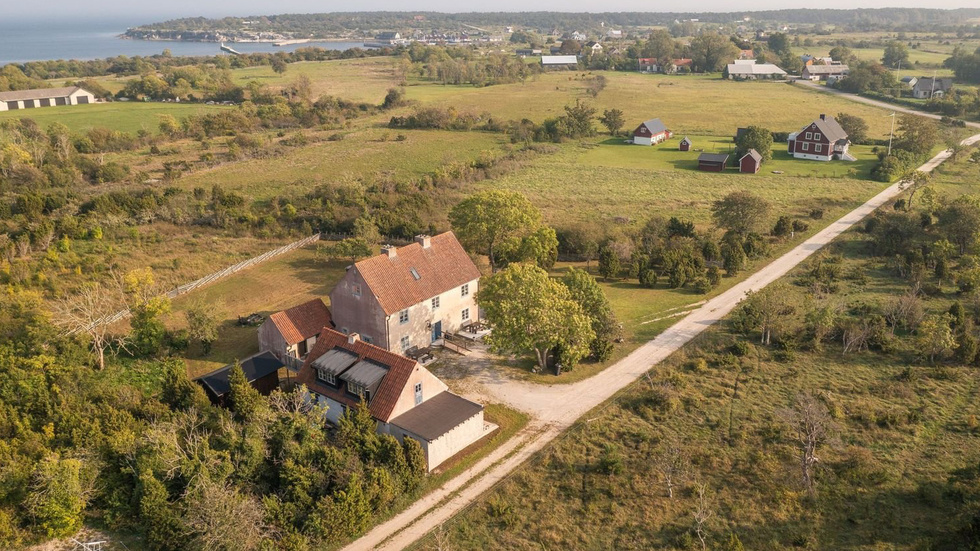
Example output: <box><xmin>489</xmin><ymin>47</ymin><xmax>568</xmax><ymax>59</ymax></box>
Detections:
<box><xmin>410</xmin><ymin>268</ymin><xmax>421</xmax><ymax>280</ymax></box>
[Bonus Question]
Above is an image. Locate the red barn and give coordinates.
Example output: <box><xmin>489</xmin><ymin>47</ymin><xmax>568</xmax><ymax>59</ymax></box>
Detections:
<box><xmin>679</xmin><ymin>137</ymin><xmax>692</xmax><ymax>151</ymax></box>
<box><xmin>740</xmin><ymin>149</ymin><xmax>762</xmax><ymax>173</ymax></box>
<box><xmin>632</xmin><ymin>118</ymin><xmax>672</xmax><ymax>146</ymax></box>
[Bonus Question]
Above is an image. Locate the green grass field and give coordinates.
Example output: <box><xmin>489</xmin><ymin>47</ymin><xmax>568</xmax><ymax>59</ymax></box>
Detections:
<box><xmin>0</xmin><ymin>101</ymin><xmax>231</xmax><ymax>134</ymax></box>
<box><xmin>231</xmin><ymin>57</ymin><xmax>402</xmax><ymax>104</ymax></box>
<box><xmin>406</xmin><ymin>73</ymin><xmax>896</xmax><ymax>137</ymax></box>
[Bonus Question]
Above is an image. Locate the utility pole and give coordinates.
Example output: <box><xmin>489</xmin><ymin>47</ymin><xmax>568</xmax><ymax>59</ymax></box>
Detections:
<box><xmin>887</xmin><ymin>112</ymin><xmax>896</xmax><ymax>156</ymax></box>
<box><xmin>931</xmin><ymin>69</ymin><xmax>937</xmax><ymax>98</ymax></box>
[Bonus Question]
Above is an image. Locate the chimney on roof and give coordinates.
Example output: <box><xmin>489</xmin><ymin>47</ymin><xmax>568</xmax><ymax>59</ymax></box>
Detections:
<box><xmin>381</xmin><ymin>244</ymin><xmax>397</xmax><ymax>258</ymax></box>
<box><xmin>819</xmin><ymin>114</ymin><xmax>826</xmax><ymax>121</ymax></box>
<box><xmin>414</xmin><ymin>234</ymin><xmax>432</xmax><ymax>249</ymax></box>
<box><xmin>347</xmin><ymin>332</ymin><xmax>360</xmax><ymax>344</ymax></box>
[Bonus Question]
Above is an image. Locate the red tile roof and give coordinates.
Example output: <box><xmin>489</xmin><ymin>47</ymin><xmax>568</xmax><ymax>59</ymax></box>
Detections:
<box><xmin>268</xmin><ymin>299</ymin><xmax>332</xmax><ymax>345</ymax></box>
<box><xmin>298</xmin><ymin>328</ymin><xmax>419</xmax><ymax>422</ymax></box>
<box><xmin>353</xmin><ymin>232</ymin><xmax>481</xmax><ymax>316</ymax></box>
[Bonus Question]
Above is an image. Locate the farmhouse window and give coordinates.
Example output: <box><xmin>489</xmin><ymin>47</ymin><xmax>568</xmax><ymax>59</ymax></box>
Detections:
<box><xmin>461</xmin><ymin>283</ymin><xmax>469</xmax><ymax>297</ymax></box>
<box><xmin>432</xmin><ymin>296</ymin><xmax>440</xmax><ymax>309</ymax></box>
<box><xmin>316</xmin><ymin>369</ymin><xmax>336</xmax><ymax>386</ymax></box>
<box><xmin>802</xmin><ymin>143</ymin><xmax>809</xmax><ymax>151</ymax></box>
<box><xmin>815</xmin><ymin>144</ymin><xmax>822</xmax><ymax>153</ymax></box>
<box><xmin>805</xmin><ymin>132</ymin><xmax>812</xmax><ymax>139</ymax></box>
<box><xmin>348</xmin><ymin>382</ymin><xmax>367</xmax><ymax>400</ymax></box>
<box><xmin>814</xmin><ymin>133</ymin><xmax>821</xmax><ymax>141</ymax></box>
<box><xmin>462</xmin><ymin>308</ymin><xmax>470</xmax><ymax>321</ymax></box>
<box><xmin>352</xmin><ymin>283</ymin><xmax>361</xmax><ymax>297</ymax></box>
<box><xmin>400</xmin><ymin>335</ymin><xmax>410</xmax><ymax>350</ymax></box>
<box><xmin>399</xmin><ymin>310</ymin><xmax>409</xmax><ymax>324</ymax></box>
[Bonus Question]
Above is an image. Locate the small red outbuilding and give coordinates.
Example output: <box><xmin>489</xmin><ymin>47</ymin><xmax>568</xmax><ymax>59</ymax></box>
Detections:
<box><xmin>739</xmin><ymin>148</ymin><xmax>762</xmax><ymax>174</ymax></box>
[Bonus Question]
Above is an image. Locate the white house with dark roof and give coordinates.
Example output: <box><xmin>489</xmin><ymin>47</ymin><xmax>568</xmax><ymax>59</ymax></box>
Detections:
<box><xmin>299</xmin><ymin>328</ymin><xmax>492</xmax><ymax>470</ymax></box>
<box><xmin>912</xmin><ymin>77</ymin><xmax>953</xmax><ymax>99</ymax></box>
<box><xmin>0</xmin><ymin>86</ymin><xmax>95</xmax><ymax>111</ymax></box>
<box><xmin>632</xmin><ymin>118</ymin><xmax>672</xmax><ymax>145</ymax></box>
<box><xmin>328</xmin><ymin>233</ymin><xmax>481</xmax><ymax>353</ymax></box>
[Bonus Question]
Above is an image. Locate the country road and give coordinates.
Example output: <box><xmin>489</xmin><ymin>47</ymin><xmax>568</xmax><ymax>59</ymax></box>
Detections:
<box><xmin>793</xmin><ymin>79</ymin><xmax>980</xmax><ymax>129</ymax></box>
<box><xmin>342</xmin><ymin>127</ymin><xmax>980</xmax><ymax>550</ymax></box>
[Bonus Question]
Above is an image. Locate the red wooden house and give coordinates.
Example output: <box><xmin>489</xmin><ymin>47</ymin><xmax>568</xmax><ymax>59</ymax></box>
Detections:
<box><xmin>787</xmin><ymin>114</ymin><xmax>852</xmax><ymax>161</ymax></box>
<box><xmin>679</xmin><ymin>137</ymin><xmax>692</xmax><ymax>151</ymax></box>
<box><xmin>632</xmin><ymin>118</ymin><xmax>672</xmax><ymax>146</ymax></box>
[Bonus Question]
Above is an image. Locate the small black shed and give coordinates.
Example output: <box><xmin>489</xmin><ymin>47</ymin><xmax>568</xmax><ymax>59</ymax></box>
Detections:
<box><xmin>195</xmin><ymin>350</ymin><xmax>285</xmax><ymax>405</ymax></box>
<box><xmin>697</xmin><ymin>153</ymin><xmax>730</xmax><ymax>172</ymax></box>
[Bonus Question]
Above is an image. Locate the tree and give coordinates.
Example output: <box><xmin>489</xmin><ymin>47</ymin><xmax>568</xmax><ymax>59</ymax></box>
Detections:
<box><xmin>52</xmin><ymin>281</ymin><xmax>126</xmax><ymax>370</ymax></box>
<box><xmin>641</xmin><ymin>29</ymin><xmax>676</xmax><ymax>62</ymax></box>
<box><xmin>270</xmin><ymin>57</ymin><xmax>288</xmax><ymax>74</ymax></box>
<box><xmin>882</xmin><ymin>41</ymin><xmax>910</xmax><ymax>69</ymax></box>
<box><xmin>25</xmin><ymin>455</ymin><xmax>87</xmax><ymax>538</ymax></box>
<box><xmin>766</xmin><ymin>32</ymin><xmax>791</xmax><ymax>55</ymax></box>
<box><xmin>597</xmin><ymin>246</ymin><xmax>621</xmax><ymax>280</ymax></box>
<box><xmin>778</xmin><ymin>392</ymin><xmax>834</xmax><ymax>494</ymax></box>
<box><xmin>562</xmin><ymin>268</ymin><xmax>619</xmax><ymax>361</ymax></box>
<box><xmin>479</xmin><ymin>264</ymin><xmax>594</xmax><ymax>372</ymax></box>
<box><xmin>835</xmin><ymin>112</ymin><xmax>868</xmax><ymax>144</ymax></box>
<box><xmin>712</xmin><ymin>191</ymin><xmax>772</xmax><ymax>235</ymax></box>
<box><xmin>137</xmin><ymin>468</ymin><xmax>185</xmax><ymax>551</ymax></box>
<box><xmin>598</xmin><ymin>108</ymin><xmax>625</xmax><ymax>136</ymax></box>
<box><xmin>916</xmin><ymin>313</ymin><xmax>957</xmax><ymax>364</ymax></box>
<box><xmin>731</xmin><ymin>283</ymin><xmax>795</xmax><ymax>345</ymax></box>
<box><xmin>692</xmin><ymin>480</ymin><xmax>713</xmax><ymax>551</ymax></box>
<box><xmin>183</xmin><ymin>478</ymin><xmax>268</xmax><ymax>551</ymax></box>
<box><xmin>938</xmin><ymin>197</ymin><xmax>980</xmax><ymax>254</ymax></box>
<box><xmin>690</xmin><ymin>32</ymin><xmax>739</xmax><ymax>73</ymax></box>
<box><xmin>161</xmin><ymin>357</ymin><xmax>206</xmax><ymax>410</ymax></box>
<box><xmin>901</xmin><ymin>170</ymin><xmax>931</xmax><ymax>211</ymax></box>
<box><xmin>449</xmin><ymin>189</ymin><xmax>545</xmax><ymax>271</ymax></box>
<box><xmin>734</xmin><ymin>125</ymin><xmax>773</xmax><ymax>162</ymax></box>
<box><xmin>893</xmin><ymin>114</ymin><xmax>939</xmax><ymax>158</ymax></box>
<box><xmin>324</xmin><ymin>237</ymin><xmax>373</xmax><ymax>265</ymax></box>
<box><xmin>559</xmin><ymin>39</ymin><xmax>582</xmax><ymax>55</ymax></box>
<box><xmin>651</xmin><ymin>437</ymin><xmax>687</xmax><ymax>498</ymax></box>
<box><xmin>228</xmin><ymin>362</ymin><xmax>262</xmax><ymax>422</ymax></box>
<box><xmin>828</xmin><ymin>45</ymin><xmax>856</xmax><ymax>65</ymax></box>
<box><xmin>124</xmin><ymin>268</ymin><xmax>171</xmax><ymax>356</ymax></box>
<box><xmin>722</xmin><ymin>241</ymin><xmax>746</xmax><ymax>276</ymax></box>
<box><xmin>185</xmin><ymin>302</ymin><xmax>219</xmax><ymax>355</ymax></box>
<box><xmin>497</xmin><ymin>225</ymin><xmax>559</xmax><ymax>270</ymax></box>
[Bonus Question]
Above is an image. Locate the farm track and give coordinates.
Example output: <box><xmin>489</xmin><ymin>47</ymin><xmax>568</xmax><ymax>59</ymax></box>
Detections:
<box><xmin>341</xmin><ymin>109</ymin><xmax>980</xmax><ymax>551</ymax></box>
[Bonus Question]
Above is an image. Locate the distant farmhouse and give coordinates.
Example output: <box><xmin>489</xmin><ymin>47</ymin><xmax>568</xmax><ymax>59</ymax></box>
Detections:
<box><xmin>901</xmin><ymin>76</ymin><xmax>919</xmax><ymax>89</ymax></box>
<box><xmin>801</xmin><ymin>54</ymin><xmax>836</xmax><ymax>66</ymax></box>
<box><xmin>726</xmin><ymin>59</ymin><xmax>787</xmax><ymax>80</ymax></box>
<box><xmin>329</xmin><ymin>233</ymin><xmax>481</xmax><ymax>354</ymax></box>
<box><xmin>516</xmin><ymin>48</ymin><xmax>542</xmax><ymax>57</ymax></box>
<box><xmin>299</xmin><ymin>328</ymin><xmax>491</xmax><ymax>471</ymax></box>
<box><xmin>632</xmin><ymin>118</ymin><xmax>672</xmax><ymax>145</ymax></box>
<box><xmin>802</xmin><ymin>64</ymin><xmax>849</xmax><ymax>81</ymax></box>
<box><xmin>912</xmin><ymin>77</ymin><xmax>953</xmax><ymax>99</ymax></box>
<box><xmin>638</xmin><ymin>58</ymin><xmax>659</xmax><ymax>73</ymax></box>
<box><xmin>541</xmin><ymin>55</ymin><xmax>579</xmax><ymax>69</ymax></box>
<box><xmin>0</xmin><ymin>86</ymin><xmax>95</xmax><ymax>111</ymax></box>
<box><xmin>788</xmin><ymin>114</ymin><xmax>853</xmax><ymax>161</ymax></box>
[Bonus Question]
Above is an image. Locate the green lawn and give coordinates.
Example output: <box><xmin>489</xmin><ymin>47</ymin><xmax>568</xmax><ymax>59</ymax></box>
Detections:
<box><xmin>0</xmin><ymin>101</ymin><xmax>231</xmax><ymax>134</ymax></box>
<box><xmin>231</xmin><ymin>57</ymin><xmax>402</xmax><ymax>104</ymax></box>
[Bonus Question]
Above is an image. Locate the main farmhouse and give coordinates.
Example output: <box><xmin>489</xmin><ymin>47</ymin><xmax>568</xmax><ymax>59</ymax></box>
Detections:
<box><xmin>787</xmin><ymin>114</ymin><xmax>853</xmax><ymax>161</ymax></box>
<box><xmin>298</xmin><ymin>328</ymin><xmax>490</xmax><ymax>470</ymax></box>
<box><xmin>329</xmin><ymin>232</ymin><xmax>481</xmax><ymax>353</ymax></box>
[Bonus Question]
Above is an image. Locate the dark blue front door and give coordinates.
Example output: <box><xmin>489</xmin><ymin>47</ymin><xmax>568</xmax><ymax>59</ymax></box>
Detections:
<box><xmin>432</xmin><ymin>321</ymin><xmax>442</xmax><ymax>342</ymax></box>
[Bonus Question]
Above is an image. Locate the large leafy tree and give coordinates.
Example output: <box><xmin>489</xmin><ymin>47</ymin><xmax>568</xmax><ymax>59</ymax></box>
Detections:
<box><xmin>894</xmin><ymin>114</ymin><xmax>939</xmax><ymax>158</ymax></box>
<box><xmin>734</xmin><ymin>125</ymin><xmax>773</xmax><ymax>162</ymax></box>
<box><xmin>690</xmin><ymin>32</ymin><xmax>739</xmax><ymax>73</ymax></box>
<box><xmin>835</xmin><ymin>112</ymin><xmax>868</xmax><ymax>144</ymax></box>
<box><xmin>711</xmin><ymin>191</ymin><xmax>772</xmax><ymax>235</ymax></box>
<box><xmin>882</xmin><ymin>41</ymin><xmax>910</xmax><ymax>69</ymax></box>
<box><xmin>562</xmin><ymin>268</ymin><xmax>619</xmax><ymax>361</ymax></box>
<box><xmin>479</xmin><ymin>264</ymin><xmax>594</xmax><ymax>372</ymax></box>
<box><xmin>450</xmin><ymin>189</ymin><xmax>556</xmax><ymax>271</ymax></box>
<box><xmin>641</xmin><ymin>29</ymin><xmax>677</xmax><ymax>62</ymax></box>
<box><xmin>599</xmin><ymin>108</ymin><xmax>626</xmax><ymax>136</ymax></box>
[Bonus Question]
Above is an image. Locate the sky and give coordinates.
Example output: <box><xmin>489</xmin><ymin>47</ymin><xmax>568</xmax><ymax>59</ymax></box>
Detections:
<box><xmin>6</xmin><ymin>1</ymin><xmax>980</xmax><ymax>22</ymax></box>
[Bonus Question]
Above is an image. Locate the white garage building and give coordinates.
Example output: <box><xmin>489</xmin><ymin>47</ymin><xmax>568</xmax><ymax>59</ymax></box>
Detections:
<box><xmin>0</xmin><ymin>86</ymin><xmax>96</xmax><ymax>112</ymax></box>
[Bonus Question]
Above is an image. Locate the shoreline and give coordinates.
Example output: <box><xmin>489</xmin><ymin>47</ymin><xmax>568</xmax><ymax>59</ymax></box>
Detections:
<box><xmin>118</xmin><ymin>35</ymin><xmax>362</xmax><ymax>44</ymax></box>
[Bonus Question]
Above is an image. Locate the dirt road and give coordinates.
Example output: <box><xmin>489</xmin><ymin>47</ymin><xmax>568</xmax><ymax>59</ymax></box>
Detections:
<box><xmin>343</xmin><ymin>131</ymin><xmax>980</xmax><ymax>551</ymax></box>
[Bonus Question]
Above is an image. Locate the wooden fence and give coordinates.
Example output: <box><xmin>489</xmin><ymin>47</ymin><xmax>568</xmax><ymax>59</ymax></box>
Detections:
<box><xmin>93</xmin><ymin>233</ymin><xmax>323</xmax><ymax>329</ymax></box>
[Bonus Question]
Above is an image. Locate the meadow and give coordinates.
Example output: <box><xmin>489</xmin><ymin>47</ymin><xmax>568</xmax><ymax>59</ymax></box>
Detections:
<box><xmin>230</xmin><ymin>57</ymin><xmax>403</xmax><ymax>104</ymax></box>
<box><xmin>0</xmin><ymin>101</ymin><xmax>231</xmax><ymax>133</ymax></box>
<box><xmin>417</xmin><ymin>151</ymin><xmax>980</xmax><ymax>551</ymax></box>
